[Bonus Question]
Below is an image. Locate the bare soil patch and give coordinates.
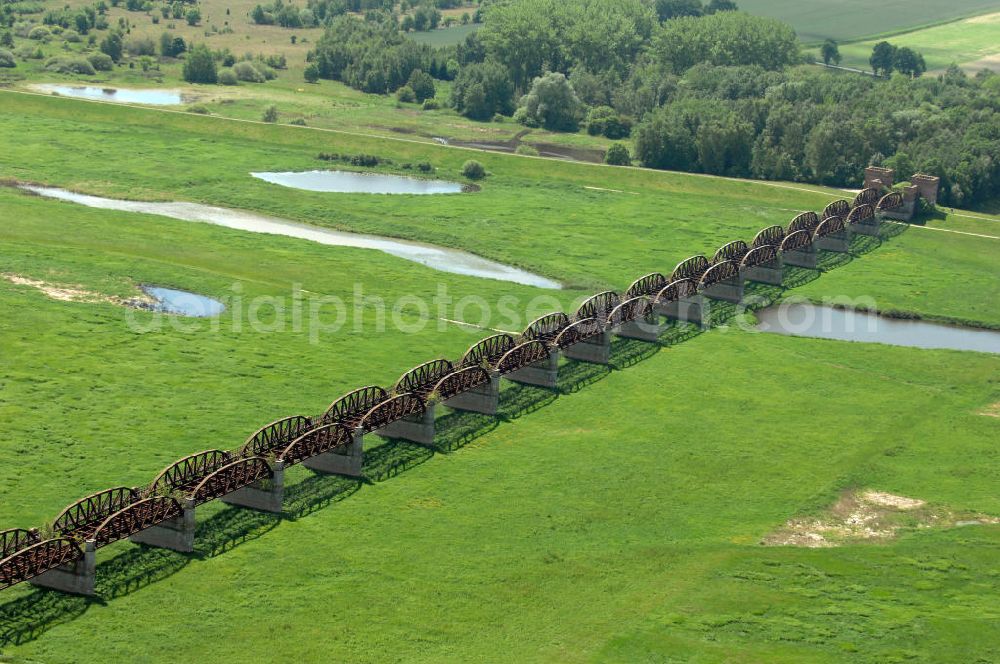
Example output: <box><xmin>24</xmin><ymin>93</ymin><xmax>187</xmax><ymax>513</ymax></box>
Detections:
<box><xmin>763</xmin><ymin>488</ymin><xmax>997</xmax><ymax>547</ymax></box>
<box><xmin>2</xmin><ymin>273</ymin><xmax>156</xmax><ymax>309</ymax></box>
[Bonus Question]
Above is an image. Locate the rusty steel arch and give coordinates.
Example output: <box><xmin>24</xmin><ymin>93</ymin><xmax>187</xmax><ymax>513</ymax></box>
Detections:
<box><xmin>712</xmin><ymin>240</ymin><xmax>748</xmax><ymax>265</ymax></box>
<box><xmin>521</xmin><ymin>312</ymin><xmax>570</xmax><ymax>344</ymax></box>
<box><xmin>323</xmin><ymin>385</ymin><xmax>389</xmax><ymax>428</ymax></box>
<box><xmin>278</xmin><ymin>423</ymin><xmax>353</xmax><ymax>467</ymax></box>
<box><xmin>1</xmin><ymin>528</ymin><xmax>40</xmax><ymax>560</ymax></box>
<box><xmin>460</xmin><ymin>333</ymin><xmax>516</xmax><ymax>369</ymax></box>
<box><xmin>853</xmin><ymin>187</ymin><xmax>881</xmax><ymax>206</ymax></box>
<box><xmin>625</xmin><ymin>273</ymin><xmax>667</xmax><ymax>299</ymax></box>
<box><xmin>92</xmin><ymin>496</ymin><xmax>183</xmax><ymax>548</ymax></box>
<box><xmin>671</xmin><ymin>255</ymin><xmax>710</xmax><ymax>283</ymax></box>
<box><xmin>360</xmin><ymin>393</ymin><xmax>426</xmax><ymax>433</ymax></box>
<box><xmin>788</xmin><ymin>211</ymin><xmax>819</xmax><ymax>235</ymax></box>
<box><xmin>741</xmin><ymin>244</ymin><xmax>779</xmax><ymax>269</ymax></box>
<box><xmin>877</xmin><ymin>192</ymin><xmax>903</xmax><ymax>210</ymax></box>
<box><xmin>241</xmin><ymin>415</ymin><xmax>314</xmax><ymax>458</ymax></box>
<box><xmin>815</xmin><ymin>216</ymin><xmax>845</xmax><ymax>238</ymax></box>
<box><xmin>751</xmin><ymin>225</ymin><xmax>785</xmax><ymax>249</ymax></box>
<box><xmin>847</xmin><ymin>204</ymin><xmax>875</xmax><ymax>224</ymax></box>
<box><xmin>52</xmin><ymin>487</ymin><xmax>141</xmax><ymax>541</ymax></box>
<box><xmin>554</xmin><ymin>318</ymin><xmax>603</xmax><ymax>349</ymax></box>
<box><xmin>699</xmin><ymin>260</ymin><xmax>740</xmax><ymax>289</ymax></box>
<box><xmin>0</xmin><ymin>537</ymin><xmax>83</xmax><ymax>591</ymax></box>
<box><xmin>653</xmin><ymin>278</ymin><xmax>698</xmax><ymax>304</ymax></box>
<box><xmin>189</xmin><ymin>457</ymin><xmax>273</xmax><ymax>506</ymax></box>
<box><xmin>150</xmin><ymin>450</ymin><xmax>233</xmax><ymax>497</ymax></box>
<box><xmin>781</xmin><ymin>229</ymin><xmax>814</xmax><ymax>252</ymax></box>
<box><xmin>432</xmin><ymin>366</ymin><xmax>491</xmax><ymax>401</ymax></box>
<box><xmin>394</xmin><ymin>359</ymin><xmax>455</xmax><ymax>397</ymax></box>
<box><xmin>823</xmin><ymin>199</ymin><xmax>850</xmax><ymax>218</ymax></box>
<box><xmin>575</xmin><ymin>291</ymin><xmax>621</xmax><ymax>323</ymax></box>
<box><xmin>496</xmin><ymin>340</ymin><xmax>550</xmax><ymax>375</ymax></box>
<box><xmin>607</xmin><ymin>296</ymin><xmax>652</xmax><ymax>327</ymax></box>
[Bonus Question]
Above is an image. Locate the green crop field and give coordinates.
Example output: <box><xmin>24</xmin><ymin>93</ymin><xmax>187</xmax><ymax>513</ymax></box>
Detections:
<box><xmin>408</xmin><ymin>22</ymin><xmax>479</xmax><ymax>47</ymax></box>
<box><xmin>834</xmin><ymin>12</ymin><xmax>1000</xmax><ymax>73</ymax></box>
<box><xmin>738</xmin><ymin>0</ymin><xmax>1000</xmax><ymax>43</ymax></box>
<box><xmin>0</xmin><ymin>93</ymin><xmax>998</xmax><ymax>662</ymax></box>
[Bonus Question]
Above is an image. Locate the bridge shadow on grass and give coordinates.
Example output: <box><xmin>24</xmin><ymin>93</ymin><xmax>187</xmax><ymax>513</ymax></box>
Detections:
<box><xmin>285</xmin><ymin>473</ymin><xmax>363</xmax><ymax>519</ymax></box>
<box><xmin>194</xmin><ymin>504</ymin><xmax>282</xmax><ymax>559</ymax></box>
<box><xmin>881</xmin><ymin>220</ymin><xmax>909</xmax><ymax>239</ymax></box>
<box><xmin>0</xmin><ymin>586</ymin><xmax>91</xmax><ymax>647</ymax></box>
<box><xmin>497</xmin><ymin>382</ymin><xmax>558</xmax><ymax>420</ymax></box>
<box><xmin>741</xmin><ymin>283</ymin><xmax>784</xmax><ymax>310</ymax></box>
<box><xmin>850</xmin><ymin>234</ymin><xmax>881</xmax><ymax>256</ymax></box>
<box><xmin>558</xmin><ymin>358</ymin><xmax>612</xmax><ymax>394</ymax></box>
<box><xmin>363</xmin><ymin>438</ymin><xmax>434</xmax><ymax>482</ymax></box>
<box><xmin>433</xmin><ymin>409</ymin><xmax>499</xmax><ymax>453</ymax></box>
<box><xmin>702</xmin><ymin>298</ymin><xmax>740</xmax><ymax>328</ymax></box>
<box><xmin>609</xmin><ymin>337</ymin><xmax>659</xmax><ymax>370</ymax></box>
<box><xmin>817</xmin><ymin>250</ymin><xmax>853</xmax><ymax>272</ymax></box>
<box><xmin>659</xmin><ymin>321</ymin><xmax>703</xmax><ymax>347</ymax></box>
<box><xmin>782</xmin><ymin>266</ymin><xmax>821</xmax><ymax>289</ymax></box>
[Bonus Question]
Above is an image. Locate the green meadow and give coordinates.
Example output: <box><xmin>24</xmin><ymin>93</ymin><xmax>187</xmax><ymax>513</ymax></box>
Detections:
<box><xmin>737</xmin><ymin>0</ymin><xmax>1000</xmax><ymax>43</ymax></box>
<box><xmin>835</xmin><ymin>11</ymin><xmax>1000</xmax><ymax>73</ymax></box>
<box><xmin>0</xmin><ymin>93</ymin><xmax>998</xmax><ymax>662</ymax></box>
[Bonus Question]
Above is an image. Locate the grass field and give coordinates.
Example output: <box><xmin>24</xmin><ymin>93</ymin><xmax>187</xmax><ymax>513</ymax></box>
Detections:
<box><xmin>408</xmin><ymin>22</ymin><xmax>480</xmax><ymax>47</ymax></box>
<box><xmin>738</xmin><ymin>0</ymin><xmax>1000</xmax><ymax>43</ymax></box>
<box><xmin>834</xmin><ymin>12</ymin><xmax>1000</xmax><ymax>73</ymax></box>
<box><xmin>0</xmin><ymin>93</ymin><xmax>998</xmax><ymax>662</ymax></box>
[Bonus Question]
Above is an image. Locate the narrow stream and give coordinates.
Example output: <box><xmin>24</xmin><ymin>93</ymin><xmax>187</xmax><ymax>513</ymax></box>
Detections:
<box><xmin>23</xmin><ymin>186</ymin><xmax>561</xmax><ymax>289</ymax></box>
<box><xmin>756</xmin><ymin>303</ymin><xmax>1000</xmax><ymax>354</ymax></box>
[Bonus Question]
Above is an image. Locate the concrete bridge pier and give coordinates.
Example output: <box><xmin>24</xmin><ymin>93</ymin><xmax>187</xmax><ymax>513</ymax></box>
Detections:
<box><xmin>850</xmin><ymin>219</ymin><xmax>881</xmax><ymax>237</ymax></box>
<box><xmin>504</xmin><ymin>349</ymin><xmax>560</xmax><ymax>389</ymax></box>
<box><xmin>130</xmin><ymin>499</ymin><xmax>196</xmax><ymax>553</ymax></box>
<box><xmin>782</xmin><ymin>246</ymin><xmax>818</xmax><ymax>269</ymax></box>
<box><xmin>615</xmin><ymin>312</ymin><xmax>667</xmax><ymax>342</ymax></box>
<box><xmin>376</xmin><ymin>406</ymin><xmax>437</xmax><ymax>446</ymax></box>
<box><xmin>30</xmin><ymin>540</ymin><xmax>96</xmax><ymax>596</ymax></box>
<box><xmin>654</xmin><ymin>294</ymin><xmax>703</xmax><ymax>326</ymax></box>
<box><xmin>443</xmin><ymin>371</ymin><xmax>501</xmax><ymax>415</ymax></box>
<box><xmin>302</xmin><ymin>428</ymin><xmax>365</xmax><ymax>477</ymax></box>
<box><xmin>741</xmin><ymin>262</ymin><xmax>784</xmax><ymax>286</ymax></box>
<box><xmin>702</xmin><ymin>280</ymin><xmax>744</xmax><ymax>304</ymax></box>
<box><xmin>221</xmin><ymin>462</ymin><xmax>284</xmax><ymax>514</ymax></box>
<box><xmin>815</xmin><ymin>230</ymin><xmax>851</xmax><ymax>253</ymax></box>
<box><xmin>562</xmin><ymin>330</ymin><xmax>611</xmax><ymax>365</ymax></box>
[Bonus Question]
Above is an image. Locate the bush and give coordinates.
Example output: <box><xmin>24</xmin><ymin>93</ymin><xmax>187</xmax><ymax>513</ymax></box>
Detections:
<box><xmin>0</xmin><ymin>32</ymin><xmax>13</xmax><ymax>49</ymax></box>
<box><xmin>406</xmin><ymin>68</ymin><xmax>435</xmax><ymax>102</ymax></box>
<box><xmin>28</xmin><ymin>26</ymin><xmax>51</xmax><ymax>41</ymax></box>
<box><xmin>187</xmin><ymin>104</ymin><xmax>210</xmax><ymax>114</ymax></box>
<box><xmin>512</xmin><ymin>106</ymin><xmax>539</xmax><ymax>128</ymax></box>
<box><xmin>350</xmin><ymin>154</ymin><xmax>380</xmax><ymax>167</ymax></box>
<box><xmin>126</xmin><ymin>35</ymin><xmax>156</xmax><ymax>56</ymax></box>
<box><xmin>518</xmin><ymin>72</ymin><xmax>582</xmax><ymax>132</ymax></box>
<box><xmin>289</xmin><ymin>117</ymin><xmax>306</xmax><ymax>126</ymax></box>
<box><xmin>586</xmin><ymin>105</ymin><xmax>632</xmax><ymax>139</ymax></box>
<box><xmin>185</xmin><ymin>7</ymin><xmax>200</xmax><ymax>26</ymax></box>
<box><xmin>515</xmin><ymin>144</ymin><xmax>539</xmax><ymax>156</ymax></box>
<box><xmin>395</xmin><ymin>85</ymin><xmax>416</xmax><ymax>103</ymax></box>
<box><xmin>62</xmin><ymin>30</ymin><xmax>81</xmax><ymax>43</ymax></box>
<box><xmin>0</xmin><ymin>49</ymin><xmax>15</xmax><ymax>68</ymax></box>
<box><xmin>233</xmin><ymin>60</ymin><xmax>265</xmax><ymax>82</ymax></box>
<box><xmin>262</xmin><ymin>104</ymin><xmax>278</xmax><ymax>122</ymax></box>
<box><xmin>218</xmin><ymin>68</ymin><xmax>238</xmax><ymax>85</ymax></box>
<box><xmin>303</xmin><ymin>62</ymin><xmax>319</xmax><ymax>83</ymax></box>
<box><xmin>417</xmin><ymin>161</ymin><xmax>433</xmax><ymax>172</ymax></box>
<box><xmin>461</xmin><ymin>160</ymin><xmax>486</xmax><ymax>180</ymax></box>
<box><xmin>87</xmin><ymin>52</ymin><xmax>114</xmax><ymax>71</ymax></box>
<box><xmin>182</xmin><ymin>43</ymin><xmax>217</xmax><ymax>83</ymax></box>
<box><xmin>44</xmin><ymin>56</ymin><xmax>96</xmax><ymax>74</ymax></box>
<box><xmin>604</xmin><ymin>143</ymin><xmax>631</xmax><ymax>166</ymax></box>
<box><xmin>421</xmin><ymin>99</ymin><xmax>439</xmax><ymax>110</ymax></box>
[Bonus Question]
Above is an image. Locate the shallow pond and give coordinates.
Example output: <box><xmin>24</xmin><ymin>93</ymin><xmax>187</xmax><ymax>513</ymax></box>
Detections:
<box><xmin>756</xmin><ymin>302</ymin><xmax>1000</xmax><ymax>354</ymax></box>
<box><xmin>24</xmin><ymin>186</ymin><xmax>560</xmax><ymax>289</ymax></box>
<box><xmin>142</xmin><ymin>286</ymin><xmax>225</xmax><ymax>317</ymax></box>
<box><xmin>251</xmin><ymin>170</ymin><xmax>467</xmax><ymax>195</ymax></box>
<box><xmin>34</xmin><ymin>84</ymin><xmax>185</xmax><ymax>105</ymax></box>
